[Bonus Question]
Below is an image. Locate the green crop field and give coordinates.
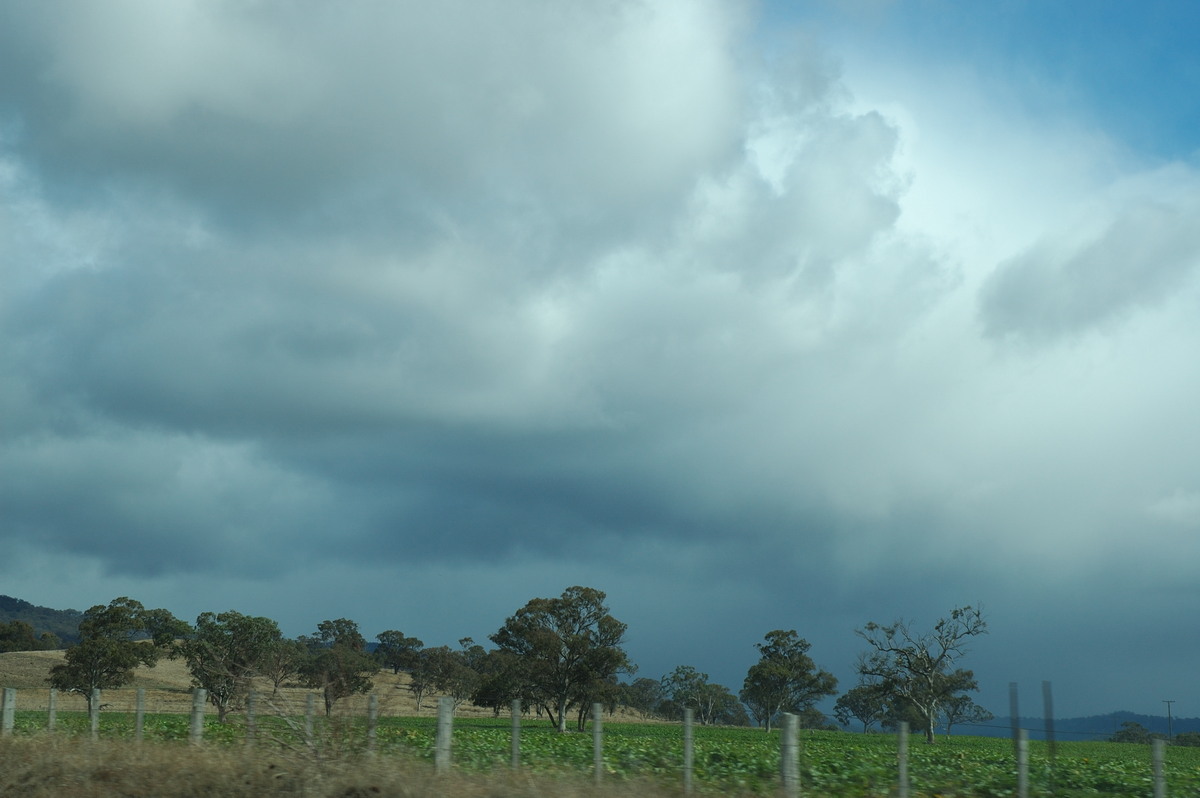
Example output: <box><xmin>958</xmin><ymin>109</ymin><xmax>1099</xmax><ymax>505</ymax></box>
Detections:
<box><xmin>8</xmin><ymin>711</ymin><xmax>1200</xmax><ymax>796</ymax></box>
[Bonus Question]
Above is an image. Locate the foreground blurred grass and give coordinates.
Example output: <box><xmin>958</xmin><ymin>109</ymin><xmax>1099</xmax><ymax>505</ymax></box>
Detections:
<box><xmin>0</xmin><ymin>735</ymin><xmax>683</xmax><ymax>798</ymax></box>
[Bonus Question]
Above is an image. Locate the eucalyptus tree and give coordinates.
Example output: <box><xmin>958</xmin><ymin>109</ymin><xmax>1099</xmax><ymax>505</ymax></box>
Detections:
<box><xmin>490</xmin><ymin>586</ymin><xmax>631</xmax><ymax>732</ymax></box>
<box><xmin>423</xmin><ymin>644</ymin><xmax>480</xmax><ymax>711</ymax></box>
<box><xmin>179</xmin><ymin>611</ymin><xmax>282</xmax><ymax>722</ymax></box>
<box><xmin>660</xmin><ymin>665</ymin><xmax>707</xmax><ymax>721</ymax></box>
<box><xmin>833</xmin><ymin>682</ymin><xmax>890</xmax><ymax>732</ymax></box>
<box><xmin>0</xmin><ymin>620</ymin><xmax>58</xmax><ymax>653</ymax></box>
<box><xmin>48</xmin><ymin>597</ymin><xmax>187</xmax><ymax>712</ymax></box>
<box><xmin>260</xmin><ymin>637</ymin><xmax>307</xmax><ymax>696</ymax></box>
<box><xmin>941</xmin><ymin>693</ymin><xmax>994</xmax><ymax>735</ymax></box>
<box><xmin>621</xmin><ymin>677</ymin><xmax>667</xmax><ymax>720</ymax></box>
<box><xmin>300</xmin><ymin>618</ymin><xmax>379</xmax><ymax>715</ymax></box>
<box><xmin>660</xmin><ymin>665</ymin><xmax>743</xmax><ymax>725</ymax></box>
<box><xmin>855</xmin><ymin>605</ymin><xmax>988</xmax><ymax>744</ymax></box>
<box><xmin>375</xmin><ymin>630</ymin><xmax>423</xmax><ymax>674</ymax></box>
<box><xmin>739</xmin><ymin>630</ymin><xmax>837</xmax><ymax>732</ymax></box>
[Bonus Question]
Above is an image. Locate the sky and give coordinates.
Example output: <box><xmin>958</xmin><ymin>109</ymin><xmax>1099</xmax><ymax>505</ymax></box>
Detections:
<box><xmin>2</xmin><ymin>0</ymin><xmax>1199</xmax><ymax>723</ymax></box>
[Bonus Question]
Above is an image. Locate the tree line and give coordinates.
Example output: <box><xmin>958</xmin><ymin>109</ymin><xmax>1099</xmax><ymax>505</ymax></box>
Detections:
<box><xmin>21</xmin><ymin>587</ymin><xmax>989</xmax><ymax>741</ymax></box>
<box><xmin>1110</xmin><ymin>721</ymin><xmax>1200</xmax><ymax>746</ymax></box>
<box><xmin>0</xmin><ymin>620</ymin><xmax>62</xmax><ymax>653</ymax></box>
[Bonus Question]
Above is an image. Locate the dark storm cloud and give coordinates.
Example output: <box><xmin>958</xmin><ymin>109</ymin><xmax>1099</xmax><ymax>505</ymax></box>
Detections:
<box><xmin>0</xmin><ymin>0</ymin><xmax>917</xmax><ymax>578</ymax></box>
<box><xmin>0</xmin><ymin>427</ymin><xmax>339</xmax><ymax>577</ymax></box>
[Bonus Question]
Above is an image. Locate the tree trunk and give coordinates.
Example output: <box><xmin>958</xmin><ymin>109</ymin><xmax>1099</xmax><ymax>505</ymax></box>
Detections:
<box><xmin>555</xmin><ymin>697</ymin><xmax>568</xmax><ymax>732</ymax></box>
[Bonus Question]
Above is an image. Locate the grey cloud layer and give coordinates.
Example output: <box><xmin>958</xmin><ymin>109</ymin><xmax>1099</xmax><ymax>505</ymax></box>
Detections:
<box><xmin>2</xmin><ymin>0</ymin><xmax>916</xmax><ymax>578</ymax></box>
<box><xmin>1</xmin><ymin>0</ymin><xmax>748</xmax><ymax>238</ymax></box>
<box><xmin>981</xmin><ymin>186</ymin><xmax>1200</xmax><ymax>341</ymax></box>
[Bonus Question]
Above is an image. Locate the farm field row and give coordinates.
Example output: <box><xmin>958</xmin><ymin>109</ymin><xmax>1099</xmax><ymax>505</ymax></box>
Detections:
<box><xmin>8</xmin><ymin>712</ymin><xmax>1200</xmax><ymax>796</ymax></box>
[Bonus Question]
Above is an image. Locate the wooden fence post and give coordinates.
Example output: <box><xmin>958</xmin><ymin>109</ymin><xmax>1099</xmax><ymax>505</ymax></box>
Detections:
<box><xmin>246</xmin><ymin>690</ymin><xmax>257</xmax><ymax>747</ymax></box>
<box><xmin>135</xmin><ymin>688</ymin><xmax>146</xmax><ymax>743</ymax></box>
<box><xmin>47</xmin><ymin>688</ymin><xmax>57</xmax><ymax>732</ymax></box>
<box><xmin>593</xmin><ymin>702</ymin><xmax>604</xmax><ymax>785</ymax></box>
<box><xmin>1152</xmin><ymin>738</ymin><xmax>1166</xmax><ymax>798</ymax></box>
<box><xmin>1016</xmin><ymin>729</ymin><xmax>1029</xmax><ymax>798</ymax></box>
<box><xmin>367</xmin><ymin>694</ymin><xmax>378</xmax><ymax>755</ymax></box>
<box><xmin>780</xmin><ymin>712</ymin><xmax>799</xmax><ymax>798</ymax></box>
<box><xmin>189</xmin><ymin>688</ymin><xmax>207</xmax><ymax>745</ymax></box>
<box><xmin>90</xmin><ymin>689</ymin><xmax>100</xmax><ymax>741</ymax></box>
<box><xmin>1009</xmin><ymin>682</ymin><xmax>1020</xmax><ymax>761</ymax></box>
<box><xmin>897</xmin><ymin>721</ymin><xmax>909</xmax><ymax>798</ymax></box>
<box><xmin>1043</xmin><ymin>681</ymin><xmax>1057</xmax><ymax>792</ymax></box>
<box><xmin>1</xmin><ymin>688</ymin><xmax>14</xmax><ymax>736</ymax></box>
<box><xmin>305</xmin><ymin>694</ymin><xmax>315</xmax><ymax>748</ymax></box>
<box><xmin>683</xmin><ymin>708</ymin><xmax>695</xmax><ymax>795</ymax></box>
<box><xmin>510</xmin><ymin>699</ymin><xmax>521</xmax><ymax>770</ymax></box>
<box><xmin>435</xmin><ymin>697</ymin><xmax>453</xmax><ymax>773</ymax></box>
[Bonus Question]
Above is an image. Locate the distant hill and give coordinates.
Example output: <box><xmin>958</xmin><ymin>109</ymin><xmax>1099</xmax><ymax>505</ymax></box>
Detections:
<box><xmin>0</xmin><ymin>595</ymin><xmax>83</xmax><ymax>647</ymax></box>
<box><xmin>960</xmin><ymin>711</ymin><xmax>1200</xmax><ymax>741</ymax></box>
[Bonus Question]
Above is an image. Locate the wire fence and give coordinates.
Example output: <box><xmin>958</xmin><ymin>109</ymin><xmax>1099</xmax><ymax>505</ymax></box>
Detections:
<box><xmin>0</xmin><ymin>686</ymin><xmax>1185</xmax><ymax>798</ymax></box>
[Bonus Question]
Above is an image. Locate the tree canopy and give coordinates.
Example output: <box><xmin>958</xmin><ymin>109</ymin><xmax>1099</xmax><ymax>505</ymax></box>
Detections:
<box><xmin>1109</xmin><ymin>721</ymin><xmax>1164</xmax><ymax>744</ymax></box>
<box><xmin>490</xmin><ymin>585</ymin><xmax>631</xmax><ymax>732</ymax></box>
<box><xmin>178</xmin><ymin>611</ymin><xmax>282</xmax><ymax>722</ymax></box>
<box><xmin>47</xmin><ymin>597</ymin><xmax>187</xmax><ymax>711</ymax></box>
<box><xmin>739</xmin><ymin>629</ymin><xmax>837</xmax><ymax>732</ymax></box>
<box><xmin>834</xmin><ymin>682</ymin><xmax>890</xmax><ymax>732</ymax></box>
<box><xmin>0</xmin><ymin>619</ymin><xmax>59</xmax><ymax>653</ymax></box>
<box><xmin>299</xmin><ymin>618</ymin><xmax>379</xmax><ymax>715</ymax></box>
<box><xmin>374</xmin><ymin>630</ymin><xmax>423</xmax><ymax>675</ymax></box>
<box><xmin>941</xmin><ymin>693</ymin><xmax>994</xmax><ymax>735</ymax></box>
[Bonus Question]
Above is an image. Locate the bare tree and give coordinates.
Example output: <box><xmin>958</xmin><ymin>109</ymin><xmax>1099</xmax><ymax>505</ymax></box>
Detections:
<box><xmin>856</xmin><ymin>605</ymin><xmax>987</xmax><ymax>744</ymax></box>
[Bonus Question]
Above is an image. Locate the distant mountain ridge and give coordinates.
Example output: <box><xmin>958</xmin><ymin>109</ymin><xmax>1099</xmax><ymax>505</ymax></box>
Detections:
<box><xmin>0</xmin><ymin>595</ymin><xmax>83</xmax><ymax>646</ymax></box>
<box><xmin>961</xmin><ymin>711</ymin><xmax>1200</xmax><ymax>741</ymax></box>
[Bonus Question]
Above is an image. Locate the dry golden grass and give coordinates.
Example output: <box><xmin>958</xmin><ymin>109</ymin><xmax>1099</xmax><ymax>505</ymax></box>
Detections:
<box><xmin>0</xmin><ymin>649</ymin><xmax>485</xmax><ymax>715</ymax></box>
<box><xmin>0</xmin><ymin>735</ymin><xmax>686</xmax><ymax>798</ymax></box>
<box><xmin>1</xmin><ymin>652</ymin><xmax>675</xmax><ymax>797</ymax></box>
<box><xmin>0</xmin><ymin>650</ymin><xmax>67</xmax><ymax>689</ymax></box>
<box><xmin>0</xmin><ymin>650</ymin><xmax>646</xmax><ymax>722</ymax></box>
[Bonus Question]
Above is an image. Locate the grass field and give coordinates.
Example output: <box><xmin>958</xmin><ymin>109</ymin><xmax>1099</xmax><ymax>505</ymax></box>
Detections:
<box><xmin>5</xmin><ymin>709</ymin><xmax>1199</xmax><ymax>797</ymax></box>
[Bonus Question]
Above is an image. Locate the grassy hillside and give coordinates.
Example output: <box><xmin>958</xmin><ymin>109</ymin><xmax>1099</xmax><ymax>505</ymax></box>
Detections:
<box><xmin>0</xmin><ymin>649</ymin><xmax>627</xmax><ymax>720</ymax></box>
